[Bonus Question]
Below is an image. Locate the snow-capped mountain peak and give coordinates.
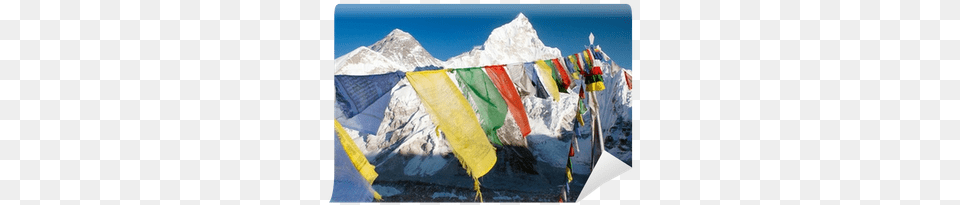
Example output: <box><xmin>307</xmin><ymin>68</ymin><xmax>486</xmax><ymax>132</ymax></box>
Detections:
<box><xmin>369</xmin><ymin>29</ymin><xmax>444</xmax><ymax>71</ymax></box>
<box><xmin>506</xmin><ymin>13</ymin><xmax>533</xmax><ymax>32</ymax></box>
<box><xmin>515</xmin><ymin>12</ymin><xmax>527</xmax><ymax>21</ymax></box>
<box><xmin>389</xmin><ymin>28</ymin><xmax>411</xmax><ymax>36</ymax></box>
<box><xmin>334</xmin><ymin>46</ymin><xmax>404</xmax><ymax>75</ymax></box>
<box><xmin>444</xmin><ymin>13</ymin><xmax>561</xmax><ymax>68</ymax></box>
<box><xmin>335</xmin><ymin>29</ymin><xmax>443</xmax><ymax>75</ymax></box>
<box><xmin>485</xmin><ymin>13</ymin><xmax>547</xmax><ymax>53</ymax></box>
<box><xmin>370</xmin><ymin>29</ymin><xmax>416</xmax><ymax>51</ymax></box>
<box><xmin>509</xmin><ymin>13</ymin><xmax>530</xmax><ymax>27</ymax></box>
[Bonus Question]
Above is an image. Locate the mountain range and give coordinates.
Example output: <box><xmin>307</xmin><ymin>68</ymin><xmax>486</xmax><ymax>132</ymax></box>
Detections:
<box><xmin>335</xmin><ymin>13</ymin><xmax>561</xmax><ymax>74</ymax></box>
<box><xmin>333</xmin><ymin>13</ymin><xmax>632</xmax><ymax>201</ymax></box>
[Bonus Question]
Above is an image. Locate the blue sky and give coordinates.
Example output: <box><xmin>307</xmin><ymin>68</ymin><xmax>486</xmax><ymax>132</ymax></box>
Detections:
<box><xmin>335</xmin><ymin>4</ymin><xmax>633</xmax><ymax>69</ymax></box>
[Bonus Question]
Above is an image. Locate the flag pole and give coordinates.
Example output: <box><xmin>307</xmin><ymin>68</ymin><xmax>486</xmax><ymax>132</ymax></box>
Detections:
<box><xmin>587</xmin><ymin>32</ymin><xmax>596</xmax><ymax>172</ymax></box>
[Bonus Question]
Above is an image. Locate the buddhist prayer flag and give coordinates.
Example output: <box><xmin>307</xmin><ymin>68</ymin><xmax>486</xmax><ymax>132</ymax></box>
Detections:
<box><xmin>567</xmin><ymin>54</ymin><xmax>581</xmax><ymax>73</ymax></box>
<box><xmin>543</xmin><ymin>59</ymin><xmax>567</xmax><ymax>93</ymax></box>
<box><xmin>585</xmin><ymin>64</ymin><xmax>605</xmax><ymax>91</ymax></box>
<box><xmin>576</xmin><ymin>53</ymin><xmax>588</xmax><ymax>77</ymax></box>
<box><xmin>484</xmin><ymin>65</ymin><xmax>532</xmax><ymax>137</ymax></box>
<box><xmin>335</xmin><ymin>120</ymin><xmax>379</xmax><ymax>185</ymax></box>
<box><xmin>593</xmin><ymin>47</ymin><xmax>607</xmax><ymax>61</ymax></box>
<box><xmin>573</xmin><ymin>53</ymin><xmax>584</xmax><ymax>74</ymax></box>
<box><xmin>564</xmin><ymin>57</ymin><xmax>580</xmax><ymax>80</ymax></box>
<box><xmin>582</xmin><ymin>50</ymin><xmax>594</xmax><ymax>69</ymax></box>
<box><xmin>332</xmin><ymin>134</ymin><xmax>381</xmax><ymax>202</ymax></box>
<box><xmin>579</xmin><ymin>85</ymin><xmax>585</xmax><ymax>99</ymax></box>
<box><xmin>576</xmin><ymin>86</ymin><xmax>586</xmax><ymax>126</ymax></box>
<box><xmin>505</xmin><ymin>63</ymin><xmax>536</xmax><ymax>98</ymax></box>
<box><xmin>576</xmin><ymin>100</ymin><xmax>586</xmax><ymax>126</ymax></box>
<box><xmin>534</xmin><ymin>60</ymin><xmax>562</xmax><ymax>101</ymax></box>
<box><xmin>585</xmin><ymin>69</ymin><xmax>606</xmax><ymax>91</ymax></box>
<box><xmin>523</xmin><ymin>62</ymin><xmax>551</xmax><ymax>99</ymax></box>
<box><xmin>333</xmin><ymin>120</ymin><xmax>382</xmax><ymax>202</ymax></box>
<box><xmin>624</xmin><ymin>70</ymin><xmax>633</xmax><ymax>90</ymax></box>
<box><xmin>566</xmin><ymin>142</ymin><xmax>574</xmax><ymax>183</ymax></box>
<box><xmin>335</xmin><ymin>71</ymin><xmax>405</xmax><ymax>119</ymax></box>
<box><xmin>552</xmin><ymin>58</ymin><xmax>573</xmax><ymax>91</ymax></box>
<box><xmin>455</xmin><ymin>67</ymin><xmax>509</xmax><ymax>146</ymax></box>
<box><xmin>405</xmin><ymin>70</ymin><xmax>498</xmax><ymax>197</ymax></box>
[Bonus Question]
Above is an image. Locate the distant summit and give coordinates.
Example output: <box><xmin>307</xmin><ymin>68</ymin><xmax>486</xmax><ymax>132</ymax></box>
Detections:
<box><xmin>335</xmin><ymin>29</ymin><xmax>443</xmax><ymax>75</ymax></box>
<box><xmin>370</xmin><ymin>29</ymin><xmax>444</xmax><ymax>70</ymax></box>
<box><xmin>334</xmin><ymin>46</ymin><xmax>403</xmax><ymax>75</ymax></box>
<box><xmin>444</xmin><ymin>13</ymin><xmax>562</xmax><ymax>68</ymax></box>
<box><xmin>336</xmin><ymin>13</ymin><xmax>563</xmax><ymax>74</ymax></box>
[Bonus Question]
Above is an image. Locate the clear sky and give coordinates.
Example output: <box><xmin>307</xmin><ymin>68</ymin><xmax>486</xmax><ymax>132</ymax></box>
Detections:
<box><xmin>335</xmin><ymin>4</ymin><xmax>633</xmax><ymax>69</ymax></box>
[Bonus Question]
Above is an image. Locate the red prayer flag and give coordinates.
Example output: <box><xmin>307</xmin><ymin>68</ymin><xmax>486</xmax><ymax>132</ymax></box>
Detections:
<box><xmin>484</xmin><ymin>65</ymin><xmax>532</xmax><ymax>137</ymax></box>
<box><xmin>575</xmin><ymin>53</ymin><xmax>587</xmax><ymax>77</ymax></box>
<box><xmin>624</xmin><ymin>70</ymin><xmax>633</xmax><ymax>89</ymax></box>
<box><xmin>579</xmin><ymin>86</ymin><xmax>585</xmax><ymax>99</ymax></box>
<box><xmin>591</xmin><ymin>66</ymin><xmax>603</xmax><ymax>75</ymax></box>
<box><xmin>552</xmin><ymin>58</ymin><xmax>572</xmax><ymax>90</ymax></box>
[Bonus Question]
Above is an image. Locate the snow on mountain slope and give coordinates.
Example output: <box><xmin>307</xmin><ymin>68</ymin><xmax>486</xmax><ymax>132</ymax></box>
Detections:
<box><xmin>522</xmin><ymin>92</ymin><xmax>580</xmax><ymax>167</ymax></box>
<box><xmin>358</xmin><ymin>79</ymin><xmax>456</xmax><ymax>177</ymax></box>
<box><xmin>370</xmin><ymin>29</ymin><xmax>444</xmax><ymax>70</ymax></box>
<box><xmin>334</xmin><ymin>46</ymin><xmax>404</xmax><ymax>75</ymax></box>
<box><xmin>444</xmin><ymin>13</ymin><xmax>562</xmax><ymax>68</ymax></box>
<box><xmin>335</xmin><ymin>29</ymin><xmax>444</xmax><ymax>75</ymax></box>
<box><xmin>589</xmin><ymin>60</ymin><xmax>633</xmax><ymax>165</ymax></box>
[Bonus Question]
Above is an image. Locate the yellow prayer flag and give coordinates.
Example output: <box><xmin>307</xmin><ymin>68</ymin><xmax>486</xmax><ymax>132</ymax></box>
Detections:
<box><xmin>405</xmin><ymin>70</ymin><xmax>498</xmax><ymax>179</ymax></box>
<box><xmin>534</xmin><ymin>60</ymin><xmax>561</xmax><ymax>102</ymax></box>
<box><xmin>334</xmin><ymin>120</ymin><xmax>379</xmax><ymax>185</ymax></box>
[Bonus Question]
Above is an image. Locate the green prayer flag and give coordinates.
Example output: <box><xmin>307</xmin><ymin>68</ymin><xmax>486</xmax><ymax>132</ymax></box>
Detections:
<box><xmin>455</xmin><ymin>67</ymin><xmax>508</xmax><ymax>146</ymax></box>
<box><xmin>579</xmin><ymin>98</ymin><xmax>587</xmax><ymax>115</ymax></box>
<box><xmin>544</xmin><ymin>60</ymin><xmax>567</xmax><ymax>93</ymax></box>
